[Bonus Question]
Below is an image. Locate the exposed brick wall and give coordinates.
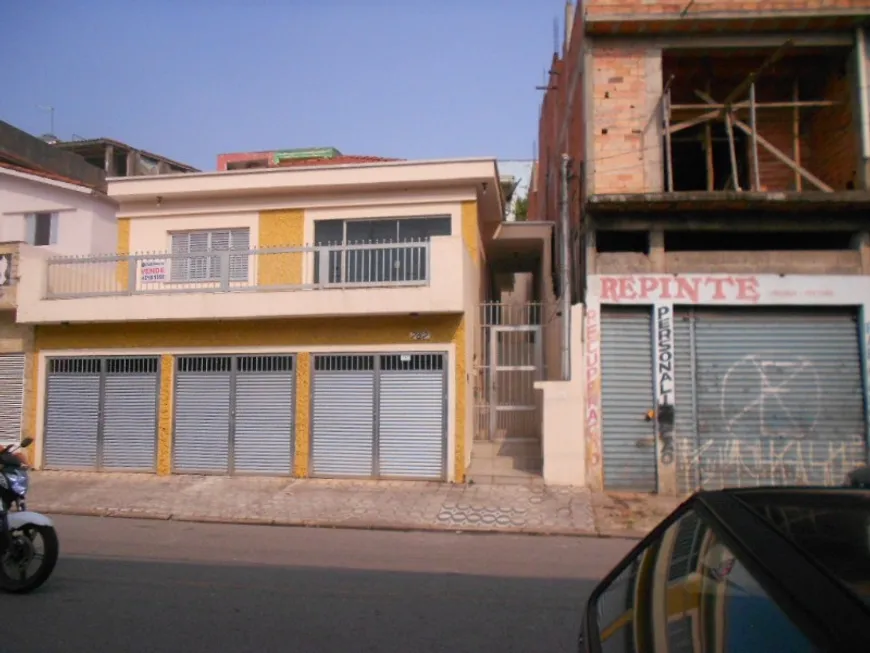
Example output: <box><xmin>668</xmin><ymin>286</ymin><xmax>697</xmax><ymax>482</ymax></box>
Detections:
<box><xmin>591</xmin><ymin>45</ymin><xmax>663</xmax><ymax>194</ymax></box>
<box><xmin>584</xmin><ymin>0</ymin><xmax>870</xmax><ymax>18</ymax></box>
<box><xmin>754</xmin><ymin>114</ymin><xmax>807</xmax><ymax>191</ymax></box>
<box><xmin>808</xmin><ymin>72</ymin><xmax>858</xmax><ymax>190</ymax></box>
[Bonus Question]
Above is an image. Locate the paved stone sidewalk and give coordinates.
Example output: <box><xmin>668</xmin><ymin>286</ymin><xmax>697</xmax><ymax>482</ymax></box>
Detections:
<box><xmin>27</xmin><ymin>471</ymin><xmax>599</xmax><ymax>536</ymax></box>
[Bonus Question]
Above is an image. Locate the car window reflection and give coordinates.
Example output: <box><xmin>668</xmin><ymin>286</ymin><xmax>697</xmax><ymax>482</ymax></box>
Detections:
<box><xmin>595</xmin><ymin>509</ymin><xmax>820</xmax><ymax>653</ymax></box>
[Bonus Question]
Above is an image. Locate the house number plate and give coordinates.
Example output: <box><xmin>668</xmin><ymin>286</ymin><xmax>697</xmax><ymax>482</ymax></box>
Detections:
<box><xmin>410</xmin><ymin>331</ymin><xmax>431</xmax><ymax>341</ymax></box>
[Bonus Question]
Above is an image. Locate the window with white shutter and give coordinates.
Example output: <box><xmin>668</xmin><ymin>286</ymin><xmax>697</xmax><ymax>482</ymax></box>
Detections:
<box><xmin>169</xmin><ymin>228</ymin><xmax>250</xmax><ymax>282</ymax></box>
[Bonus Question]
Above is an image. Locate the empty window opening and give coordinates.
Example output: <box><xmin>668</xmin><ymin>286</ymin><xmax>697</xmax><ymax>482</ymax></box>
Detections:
<box><xmin>596</xmin><ymin>230</ymin><xmax>649</xmax><ymax>254</ymax></box>
<box><xmin>667</xmin><ymin>123</ymin><xmax>749</xmax><ymax>192</ymax></box>
<box><xmin>664</xmin><ymin>230</ymin><xmax>854</xmax><ymax>252</ymax></box>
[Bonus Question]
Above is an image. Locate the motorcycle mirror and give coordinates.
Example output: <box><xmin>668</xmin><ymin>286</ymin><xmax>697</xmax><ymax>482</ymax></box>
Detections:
<box><xmin>19</xmin><ymin>437</ymin><xmax>34</xmax><ymax>448</ymax></box>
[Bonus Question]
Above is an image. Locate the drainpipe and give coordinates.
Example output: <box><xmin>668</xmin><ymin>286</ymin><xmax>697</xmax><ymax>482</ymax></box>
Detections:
<box><xmin>560</xmin><ymin>154</ymin><xmax>572</xmax><ymax>381</ymax></box>
<box><xmin>856</xmin><ymin>27</ymin><xmax>870</xmax><ymax>188</ymax></box>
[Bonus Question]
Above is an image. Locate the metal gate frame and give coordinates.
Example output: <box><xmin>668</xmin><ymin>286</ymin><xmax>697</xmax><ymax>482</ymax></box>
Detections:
<box><xmin>488</xmin><ymin>325</ymin><xmax>543</xmax><ymax>440</ymax></box>
<box><xmin>42</xmin><ymin>355</ymin><xmax>161</xmax><ymax>472</ymax></box>
<box><xmin>171</xmin><ymin>354</ymin><xmax>297</xmax><ymax>476</ymax></box>
<box><xmin>309</xmin><ymin>351</ymin><xmax>448</xmax><ymax>480</ymax></box>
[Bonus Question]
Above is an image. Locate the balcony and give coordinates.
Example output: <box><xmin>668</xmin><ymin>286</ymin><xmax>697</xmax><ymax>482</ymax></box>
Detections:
<box><xmin>0</xmin><ymin>242</ymin><xmax>21</xmax><ymax>310</ymax></box>
<box><xmin>16</xmin><ymin>236</ymin><xmax>468</xmax><ymax>324</ymax></box>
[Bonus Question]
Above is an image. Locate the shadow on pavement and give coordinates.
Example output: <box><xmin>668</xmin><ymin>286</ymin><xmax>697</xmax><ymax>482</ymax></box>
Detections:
<box><xmin>3</xmin><ymin>554</ymin><xmax>597</xmax><ymax>653</ymax></box>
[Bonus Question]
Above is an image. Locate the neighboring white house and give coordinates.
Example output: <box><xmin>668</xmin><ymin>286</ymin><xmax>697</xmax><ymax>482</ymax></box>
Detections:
<box><xmin>0</xmin><ymin>160</ymin><xmax>118</xmax><ymax>448</ymax></box>
<box><xmin>0</xmin><ymin>162</ymin><xmax>118</xmax><ymax>255</ymax></box>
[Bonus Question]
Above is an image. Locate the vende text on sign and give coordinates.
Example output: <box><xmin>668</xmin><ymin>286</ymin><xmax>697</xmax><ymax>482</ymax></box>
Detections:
<box><xmin>140</xmin><ymin>260</ymin><xmax>167</xmax><ymax>283</ymax></box>
<box><xmin>591</xmin><ymin>274</ymin><xmax>870</xmax><ymax>306</ymax></box>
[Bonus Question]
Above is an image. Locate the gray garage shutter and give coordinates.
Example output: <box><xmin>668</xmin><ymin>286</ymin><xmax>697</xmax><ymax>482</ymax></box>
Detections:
<box><xmin>233</xmin><ymin>355</ymin><xmax>295</xmax><ymax>475</ymax></box>
<box><xmin>0</xmin><ymin>354</ymin><xmax>24</xmax><ymax>443</ymax></box>
<box><xmin>173</xmin><ymin>356</ymin><xmax>232</xmax><ymax>473</ymax></box>
<box><xmin>311</xmin><ymin>355</ymin><xmax>375</xmax><ymax>477</ymax></box>
<box><xmin>101</xmin><ymin>357</ymin><xmax>159</xmax><ymax>470</ymax></box>
<box><xmin>43</xmin><ymin>358</ymin><xmax>101</xmax><ymax>469</ymax></box>
<box><xmin>681</xmin><ymin>308</ymin><xmax>866</xmax><ymax>490</ymax></box>
<box><xmin>601</xmin><ymin>307</ymin><xmax>656</xmax><ymax>491</ymax></box>
<box><xmin>377</xmin><ymin>353</ymin><xmax>446</xmax><ymax>479</ymax></box>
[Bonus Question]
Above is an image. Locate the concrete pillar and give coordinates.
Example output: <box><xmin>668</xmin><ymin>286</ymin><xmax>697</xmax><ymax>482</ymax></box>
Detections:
<box><xmin>854</xmin><ymin>232</ymin><xmax>870</xmax><ymax>273</ymax></box>
<box><xmin>126</xmin><ymin>150</ymin><xmax>139</xmax><ymax>177</ymax></box>
<box><xmin>104</xmin><ymin>145</ymin><xmax>116</xmax><ymax>176</ymax></box>
<box><xmin>585</xmin><ymin>230</ymin><xmax>597</xmax><ymax>277</ymax></box>
<box><xmin>650</xmin><ymin>229</ymin><xmax>666</xmax><ymax>272</ymax></box>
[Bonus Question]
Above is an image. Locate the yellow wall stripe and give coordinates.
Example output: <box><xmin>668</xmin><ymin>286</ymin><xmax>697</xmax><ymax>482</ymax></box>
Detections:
<box><xmin>258</xmin><ymin>209</ymin><xmax>305</xmax><ymax>286</ymax></box>
<box><xmin>115</xmin><ymin>218</ymin><xmax>131</xmax><ymax>290</ymax></box>
<box><xmin>294</xmin><ymin>352</ymin><xmax>311</xmax><ymax>478</ymax></box>
<box><xmin>157</xmin><ymin>354</ymin><xmax>174</xmax><ymax>475</ymax></box>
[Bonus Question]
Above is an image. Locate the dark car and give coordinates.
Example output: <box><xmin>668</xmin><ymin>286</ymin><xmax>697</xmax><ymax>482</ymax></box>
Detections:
<box><xmin>578</xmin><ymin>488</ymin><xmax>870</xmax><ymax>652</ymax></box>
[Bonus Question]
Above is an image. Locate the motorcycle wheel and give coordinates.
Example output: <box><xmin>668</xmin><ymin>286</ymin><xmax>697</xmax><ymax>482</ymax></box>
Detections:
<box><xmin>0</xmin><ymin>524</ymin><xmax>59</xmax><ymax>594</ymax></box>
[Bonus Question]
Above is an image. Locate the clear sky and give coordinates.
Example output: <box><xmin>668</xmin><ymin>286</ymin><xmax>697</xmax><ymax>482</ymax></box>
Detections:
<box><xmin>1</xmin><ymin>0</ymin><xmax>567</xmax><ymax>171</ymax></box>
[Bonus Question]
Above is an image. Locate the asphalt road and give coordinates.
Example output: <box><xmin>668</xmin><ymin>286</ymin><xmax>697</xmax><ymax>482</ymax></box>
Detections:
<box><xmin>2</xmin><ymin>516</ymin><xmax>634</xmax><ymax>653</ymax></box>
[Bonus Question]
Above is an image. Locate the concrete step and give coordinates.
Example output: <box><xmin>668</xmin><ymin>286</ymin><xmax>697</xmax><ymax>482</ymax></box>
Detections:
<box><xmin>472</xmin><ymin>439</ymin><xmax>542</xmax><ymax>459</ymax></box>
<box><xmin>466</xmin><ymin>470</ymin><xmax>545</xmax><ymax>487</ymax></box>
<box><xmin>467</xmin><ymin>455</ymin><xmax>543</xmax><ymax>476</ymax></box>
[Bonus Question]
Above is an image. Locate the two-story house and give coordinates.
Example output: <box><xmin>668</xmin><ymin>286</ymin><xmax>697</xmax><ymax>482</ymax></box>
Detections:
<box><xmin>0</xmin><ymin>158</ymin><xmax>118</xmax><ymax>448</ymax></box>
<box><xmin>533</xmin><ymin>1</ymin><xmax>870</xmax><ymax>495</ymax></box>
<box><xmin>15</xmin><ymin>157</ymin><xmax>561</xmax><ymax>484</ymax></box>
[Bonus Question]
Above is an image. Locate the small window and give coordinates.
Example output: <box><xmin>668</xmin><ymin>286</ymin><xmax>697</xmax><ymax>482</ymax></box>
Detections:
<box><xmin>26</xmin><ymin>212</ymin><xmax>58</xmax><ymax>247</ymax></box>
<box><xmin>169</xmin><ymin>228</ymin><xmax>250</xmax><ymax>282</ymax></box>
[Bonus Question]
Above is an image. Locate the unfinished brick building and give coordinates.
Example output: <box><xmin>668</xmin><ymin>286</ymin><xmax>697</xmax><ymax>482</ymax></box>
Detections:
<box><xmin>532</xmin><ymin>2</ymin><xmax>870</xmax><ymax>495</ymax></box>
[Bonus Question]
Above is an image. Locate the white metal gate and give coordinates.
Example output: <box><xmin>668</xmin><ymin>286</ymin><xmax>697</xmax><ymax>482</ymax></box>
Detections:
<box><xmin>310</xmin><ymin>352</ymin><xmax>447</xmax><ymax>480</ymax></box>
<box><xmin>173</xmin><ymin>355</ymin><xmax>295</xmax><ymax>475</ymax></box>
<box><xmin>475</xmin><ymin>303</ymin><xmax>547</xmax><ymax>441</ymax></box>
<box><xmin>0</xmin><ymin>353</ymin><xmax>25</xmax><ymax>444</ymax></box>
<box><xmin>43</xmin><ymin>356</ymin><xmax>159</xmax><ymax>471</ymax></box>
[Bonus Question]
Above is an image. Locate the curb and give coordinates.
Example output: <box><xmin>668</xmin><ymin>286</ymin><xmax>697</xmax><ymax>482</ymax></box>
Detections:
<box><xmin>35</xmin><ymin>505</ymin><xmax>645</xmax><ymax>540</ymax></box>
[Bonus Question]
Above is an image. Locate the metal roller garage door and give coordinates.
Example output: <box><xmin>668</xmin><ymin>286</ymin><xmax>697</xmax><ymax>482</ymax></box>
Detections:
<box><xmin>675</xmin><ymin>308</ymin><xmax>867</xmax><ymax>491</ymax></box>
<box><xmin>311</xmin><ymin>355</ymin><xmax>376</xmax><ymax>478</ymax></box>
<box><xmin>102</xmin><ymin>357</ymin><xmax>159</xmax><ymax>470</ymax></box>
<box><xmin>378</xmin><ymin>354</ymin><xmax>446</xmax><ymax>479</ymax></box>
<box><xmin>234</xmin><ymin>355</ymin><xmax>295</xmax><ymax>475</ymax></box>
<box><xmin>601</xmin><ymin>308</ymin><xmax>656</xmax><ymax>492</ymax></box>
<box><xmin>0</xmin><ymin>353</ymin><xmax>25</xmax><ymax>444</ymax></box>
<box><xmin>311</xmin><ymin>352</ymin><xmax>448</xmax><ymax>480</ymax></box>
<box><xmin>43</xmin><ymin>357</ymin><xmax>159</xmax><ymax>471</ymax></box>
<box><xmin>173</xmin><ymin>355</ymin><xmax>295</xmax><ymax>475</ymax></box>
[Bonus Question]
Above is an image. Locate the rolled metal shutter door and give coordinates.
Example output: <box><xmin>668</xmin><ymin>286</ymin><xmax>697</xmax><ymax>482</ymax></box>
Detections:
<box><xmin>674</xmin><ymin>312</ymin><xmax>698</xmax><ymax>494</ymax></box>
<box><xmin>692</xmin><ymin>309</ymin><xmax>866</xmax><ymax>488</ymax></box>
<box><xmin>377</xmin><ymin>353</ymin><xmax>446</xmax><ymax>480</ymax></box>
<box><xmin>101</xmin><ymin>357</ymin><xmax>159</xmax><ymax>471</ymax></box>
<box><xmin>311</xmin><ymin>355</ymin><xmax>375</xmax><ymax>477</ymax></box>
<box><xmin>43</xmin><ymin>358</ymin><xmax>101</xmax><ymax>469</ymax></box>
<box><xmin>233</xmin><ymin>355</ymin><xmax>295</xmax><ymax>475</ymax></box>
<box><xmin>173</xmin><ymin>356</ymin><xmax>231</xmax><ymax>473</ymax></box>
<box><xmin>601</xmin><ymin>308</ymin><xmax>656</xmax><ymax>491</ymax></box>
<box><xmin>0</xmin><ymin>353</ymin><xmax>25</xmax><ymax>443</ymax></box>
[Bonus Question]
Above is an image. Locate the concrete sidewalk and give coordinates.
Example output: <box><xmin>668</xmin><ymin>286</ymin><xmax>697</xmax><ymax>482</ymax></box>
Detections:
<box><xmin>26</xmin><ymin>471</ymin><xmax>680</xmax><ymax>538</ymax></box>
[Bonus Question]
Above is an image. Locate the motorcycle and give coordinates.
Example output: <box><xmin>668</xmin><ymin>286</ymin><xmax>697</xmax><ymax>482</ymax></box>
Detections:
<box><xmin>0</xmin><ymin>437</ymin><xmax>58</xmax><ymax>593</ymax></box>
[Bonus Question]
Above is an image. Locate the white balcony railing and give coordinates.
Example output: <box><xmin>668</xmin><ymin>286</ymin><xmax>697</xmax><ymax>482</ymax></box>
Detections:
<box><xmin>44</xmin><ymin>241</ymin><xmax>432</xmax><ymax>299</ymax></box>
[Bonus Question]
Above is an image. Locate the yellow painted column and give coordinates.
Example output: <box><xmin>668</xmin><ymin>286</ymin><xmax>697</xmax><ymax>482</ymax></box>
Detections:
<box><xmin>115</xmin><ymin>218</ymin><xmax>131</xmax><ymax>290</ymax></box>
<box><xmin>460</xmin><ymin>201</ymin><xmax>480</xmax><ymax>265</ymax></box>
<box><xmin>258</xmin><ymin>209</ymin><xmax>305</xmax><ymax>287</ymax></box>
<box><xmin>454</xmin><ymin>317</ymin><xmax>467</xmax><ymax>483</ymax></box>
<box><xmin>157</xmin><ymin>354</ymin><xmax>174</xmax><ymax>475</ymax></box>
<box><xmin>293</xmin><ymin>352</ymin><xmax>311</xmax><ymax>477</ymax></box>
<box><xmin>23</xmin><ymin>350</ymin><xmax>38</xmax><ymax>467</ymax></box>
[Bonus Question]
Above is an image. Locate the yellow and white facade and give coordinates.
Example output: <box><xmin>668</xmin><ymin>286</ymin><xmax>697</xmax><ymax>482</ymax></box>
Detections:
<box><xmin>16</xmin><ymin>158</ymin><xmax>502</xmax><ymax>482</ymax></box>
